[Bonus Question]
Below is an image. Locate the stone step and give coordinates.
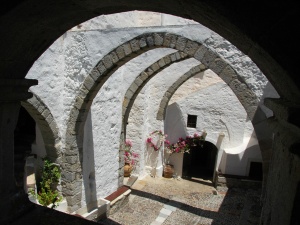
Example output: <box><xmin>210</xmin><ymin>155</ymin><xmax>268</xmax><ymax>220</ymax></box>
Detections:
<box><xmin>124</xmin><ymin>175</ymin><xmax>138</xmax><ymax>187</ymax></box>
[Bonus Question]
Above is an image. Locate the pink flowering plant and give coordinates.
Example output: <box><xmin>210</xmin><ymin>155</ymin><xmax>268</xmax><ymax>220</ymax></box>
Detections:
<box><xmin>146</xmin><ymin>130</ymin><xmax>167</xmax><ymax>151</ymax></box>
<box><xmin>165</xmin><ymin>137</ymin><xmax>190</xmax><ymax>155</ymax></box>
<box><xmin>185</xmin><ymin>131</ymin><xmax>207</xmax><ymax>148</ymax></box>
<box><xmin>165</xmin><ymin>132</ymin><xmax>207</xmax><ymax>163</ymax></box>
<box><xmin>123</xmin><ymin>139</ymin><xmax>139</xmax><ymax>166</ymax></box>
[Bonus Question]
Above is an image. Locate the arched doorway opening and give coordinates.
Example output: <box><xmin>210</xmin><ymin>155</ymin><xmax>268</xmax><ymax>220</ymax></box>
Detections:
<box><xmin>14</xmin><ymin>106</ymin><xmax>36</xmax><ymax>189</ymax></box>
<box><xmin>182</xmin><ymin>141</ymin><xmax>217</xmax><ymax>181</ymax></box>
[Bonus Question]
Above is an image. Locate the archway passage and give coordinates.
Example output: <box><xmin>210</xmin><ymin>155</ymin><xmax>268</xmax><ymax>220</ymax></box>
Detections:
<box><xmin>14</xmin><ymin>106</ymin><xmax>36</xmax><ymax>188</ymax></box>
<box><xmin>182</xmin><ymin>141</ymin><xmax>217</xmax><ymax>180</ymax></box>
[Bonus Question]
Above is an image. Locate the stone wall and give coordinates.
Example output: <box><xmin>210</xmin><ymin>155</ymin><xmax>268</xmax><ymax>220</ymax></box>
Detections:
<box><xmin>23</xmin><ymin>11</ymin><xmax>277</xmax><ymax>211</ymax></box>
<box><xmin>164</xmin><ymin>80</ymin><xmax>261</xmax><ymax>177</ymax></box>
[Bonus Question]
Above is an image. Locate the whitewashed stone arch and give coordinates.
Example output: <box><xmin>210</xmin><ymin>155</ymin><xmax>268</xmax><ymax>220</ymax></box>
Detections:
<box><xmin>156</xmin><ymin>65</ymin><xmax>207</xmax><ymax>120</ymax></box>
<box><xmin>63</xmin><ymin>32</ymin><xmax>265</xmax><ymax>208</ymax></box>
<box><xmin>21</xmin><ymin>93</ymin><xmax>61</xmax><ymax>162</ymax></box>
<box><xmin>122</xmin><ymin>51</ymin><xmax>191</xmax><ymax>136</ymax></box>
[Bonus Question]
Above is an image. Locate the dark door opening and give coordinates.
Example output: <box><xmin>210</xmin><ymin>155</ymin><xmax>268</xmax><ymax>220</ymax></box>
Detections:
<box><xmin>14</xmin><ymin>106</ymin><xmax>36</xmax><ymax>188</ymax></box>
<box><xmin>248</xmin><ymin>161</ymin><xmax>263</xmax><ymax>181</ymax></box>
<box><xmin>182</xmin><ymin>141</ymin><xmax>217</xmax><ymax>180</ymax></box>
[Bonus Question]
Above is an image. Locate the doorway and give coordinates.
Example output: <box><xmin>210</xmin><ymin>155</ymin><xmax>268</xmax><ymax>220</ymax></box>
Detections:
<box><xmin>14</xmin><ymin>106</ymin><xmax>36</xmax><ymax>188</ymax></box>
<box><xmin>182</xmin><ymin>141</ymin><xmax>217</xmax><ymax>180</ymax></box>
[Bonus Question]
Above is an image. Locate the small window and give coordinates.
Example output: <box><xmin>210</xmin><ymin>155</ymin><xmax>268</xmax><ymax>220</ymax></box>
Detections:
<box><xmin>187</xmin><ymin>115</ymin><xmax>197</xmax><ymax>128</ymax></box>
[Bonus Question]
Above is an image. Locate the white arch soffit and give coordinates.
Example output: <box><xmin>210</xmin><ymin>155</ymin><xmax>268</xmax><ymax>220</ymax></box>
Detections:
<box><xmin>205</xmin><ymin>134</ymin><xmax>259</xmax><ymax>155</ymax></box>
<box><xmin>24</xmin><ymin>10</ymin><xmax>279</xmax><ymax>139</ymax></box>
<box><xmin>224</xmin><ymin>135</ymin><xmax>261</xmax><ymax>155</ymax></box>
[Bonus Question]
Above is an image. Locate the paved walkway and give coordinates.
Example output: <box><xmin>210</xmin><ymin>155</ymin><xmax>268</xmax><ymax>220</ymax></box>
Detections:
<box><xmin>98</xmin><ymin>175</ymin><xmax>262</xmax><ymax>225</ymax></box>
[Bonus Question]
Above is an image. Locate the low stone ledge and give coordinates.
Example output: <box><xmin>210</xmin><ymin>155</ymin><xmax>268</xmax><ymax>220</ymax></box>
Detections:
<box><xmin>217</xmin><ymin>174</ymin><xmax>262</xmax><ymax>189</ymax></box>
<box><xmin>72</xmin><ymin>198</ymin><xmax>110</xmax><ymax>222</ymax></box>
<box><xmin>104</xmin><ymin>186</ymin><xmax>131</xmax><ymax>215</ymax></box>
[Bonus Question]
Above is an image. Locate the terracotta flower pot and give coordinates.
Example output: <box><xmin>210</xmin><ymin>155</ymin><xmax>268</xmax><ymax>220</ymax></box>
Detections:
<box><xmin>124</xmin><ymin>163</ymin><xmax>133</xmax><ymax>177</ymax></box>
<box><xmin>163</xmin><ymin>164</ymin><xmax>174</xmax><ymax>178</ymax></box>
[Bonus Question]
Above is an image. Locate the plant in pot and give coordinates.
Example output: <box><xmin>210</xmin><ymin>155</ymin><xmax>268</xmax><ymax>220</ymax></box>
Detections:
<box><xmin>30</xmin><ymin>157</ymin><xmax>62</xmax><ymax>208</ymax></box>
<box><xmin>123</xmin><ymin>139</ymin><xmax>139</xmax><ymax>177</ymax></box>
<box><xmin>164</xmin><ymin>137</ymin><xmax>190</xmax><ymax>178</ymax></box>
<box><xmin>164</xmin><ymin>131</ymin><xmax>206</xmax><ymax>178</ymax></box>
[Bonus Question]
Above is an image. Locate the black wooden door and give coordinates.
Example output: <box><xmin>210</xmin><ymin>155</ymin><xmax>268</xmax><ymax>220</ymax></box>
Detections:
<box><xmin>183</xmin><ymin>141</ymin><xmax>217</xmax><ymax>180</ymax></box>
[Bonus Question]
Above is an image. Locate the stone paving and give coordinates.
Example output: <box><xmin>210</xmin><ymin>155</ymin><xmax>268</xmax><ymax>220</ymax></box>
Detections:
<box><xmin>98</xmin><ymin>175</ymin><xmax>262</xmax><ymax>225</ymax></box>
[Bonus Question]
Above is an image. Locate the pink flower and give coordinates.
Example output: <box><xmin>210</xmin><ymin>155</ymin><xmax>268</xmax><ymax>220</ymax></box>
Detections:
<box><xmin>132</xmin><ymin>152</ymin><xmax>139</xmax><ymax>158</ymax></box>
<box><xmin>125</xmin><ymin>139</ymin><xmax>132</xmax><ymax>147</ymax></box>
<box><xmin>146</xmin><ymin>137</ymin><xmax>152</xmax><ymax>143</ymax></box>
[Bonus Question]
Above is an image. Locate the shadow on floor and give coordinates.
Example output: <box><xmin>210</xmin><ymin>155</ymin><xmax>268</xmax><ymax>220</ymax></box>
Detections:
<box><xmin>181</xmin><ymin>176</ymin><xmax>214</xmax><ymax>187</ymax></box>
<box><xmin>130</xmin><ymin>189</ymin><xmax>220</xmax><ymax>218</ymax></box>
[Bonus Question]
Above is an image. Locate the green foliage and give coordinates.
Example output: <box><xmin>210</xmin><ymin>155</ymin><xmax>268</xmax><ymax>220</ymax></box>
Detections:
<box><xmin>40</xmin><ymin>158</ymin><xmax>60</xmax><ymax>190</ymax></box>
<box><xmin>37</xmin><ymin>187</ymin><xmax>62</xmax><ymax>207</ymax></box>
<box><xmin>35</xmin><ymin>157</ymin><xmax>62</xmax><ymax>208</ymax></box>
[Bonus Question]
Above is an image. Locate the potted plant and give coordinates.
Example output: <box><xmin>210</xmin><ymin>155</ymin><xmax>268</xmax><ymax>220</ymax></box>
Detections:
<box><xmin>30</xmin><ymin>157</ymin><xmax>62</xmax><ymax>208</ymax></box>
<box><xmin>123</xmin><ymin>139</ymin><xmax>139</xmax><ymax>177</ymax></box>
<box><xmin>164</xmin><ymin>131</ymin><xmax>206</xmax><ymax>178</ymax></box>
<box><xmin>164</xmin><ymin>137</ymin><xmax>190</xmax><ymax>178</ymax></box>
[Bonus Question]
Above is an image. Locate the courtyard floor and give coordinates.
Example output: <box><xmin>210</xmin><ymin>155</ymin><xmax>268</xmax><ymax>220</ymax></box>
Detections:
<box><xmin>98</xmin><ymin>175</ymin><xmax>262</xmax><ymax>225</ymax></box>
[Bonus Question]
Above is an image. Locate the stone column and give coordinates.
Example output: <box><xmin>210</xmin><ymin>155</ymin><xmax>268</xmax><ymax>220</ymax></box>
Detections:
<box><xmin>0</xmin><ymin>79</ymin><xmax>37</xmax><ymax>223</ymax></box>
<box><xmin>261</xmin><ymin>98</ymin><xmax>300</xmax><ymax>225</ymax></box>
<box><xmin>213</xmin><ymin>132</ymin><xmax>225</xmax><ymax>186</ymax></box>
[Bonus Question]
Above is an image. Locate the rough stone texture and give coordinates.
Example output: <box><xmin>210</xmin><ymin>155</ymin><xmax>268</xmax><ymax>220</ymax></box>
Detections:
<box><xmin>127</xmin><ymin>58</ymin><xmax>202</xmax><ymax>178</ymax></box>
<box><xmin>22</xmin><ymin>12</ymin><xmax>277</xmax><ymax>212</ymax></box>
<box><xmin>165</xmin><ymin>81</ymin><xmax>262</xmax><ymax>176</ymax></box>
<box><xmin>21</xmin><ymin>94</ymin><xmax>60</xmax><ymax>159</ymax></box>
<box><xmin>156</xmin><ymin>64</ymin><xmax>205</xmax><ymax>120</ymax></box>
<box><xmin>1</xmin><ymin>4</ymin><xmax>300</xmax><ymax>225</ymax></box>
<box><xmin>123</xmin><ymin>51</ymin><xmax>189</xmax><ymax>121</ymax></box>
<box><xmin>26</xmin><ymin>23</ymin><xmax>275</xmax><ymax>149</ymax></box>
<box><xmin>100</xmin><ymin>176</ymin><xmax>262</xmax><ymax>225</ymax></box>
<box><xmin>80</xmin><ymin>48</ymin><xmax>177</xmax><ymax>207</ymax></box>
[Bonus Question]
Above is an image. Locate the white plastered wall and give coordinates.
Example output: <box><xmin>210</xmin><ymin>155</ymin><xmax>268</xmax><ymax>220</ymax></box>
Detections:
<box><xmin>127</xmin><ymin>58</ymin><xmax>201</xmax><ymax>178</ymax></box>
<box><xmin>165</xmin><ymin>74</ymin><xmax>262</xmax><ymax>177</ymax></box>
<box><xmin>23</xmin><ymin>11</ymin><xmax>277</xmax><ymax>207</ymax></box>
<box><xmin>81</xmin><ymin>48</ymin><xmax>177</xmax><ymax>204</ymax></box>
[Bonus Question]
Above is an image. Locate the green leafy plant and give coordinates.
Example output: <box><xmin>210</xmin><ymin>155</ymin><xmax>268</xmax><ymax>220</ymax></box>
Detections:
<box><xmin>35</xmin><ymin>158</ymin><xmax>62</xmax><ymax>208</ymax></box>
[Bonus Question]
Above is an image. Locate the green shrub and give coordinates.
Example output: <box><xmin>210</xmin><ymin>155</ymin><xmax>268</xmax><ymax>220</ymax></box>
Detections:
<box><xmin>35</xmin><ymin>158</ymin><xmax>62</xmax><ymax>208</ymax></box>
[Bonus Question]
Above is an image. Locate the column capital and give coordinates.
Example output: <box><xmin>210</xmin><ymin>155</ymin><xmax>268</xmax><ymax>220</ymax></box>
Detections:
<box><xmin>0</xmin><ymin>78</ymin><xmax>38</xmax><ymax>102</ymax></box>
